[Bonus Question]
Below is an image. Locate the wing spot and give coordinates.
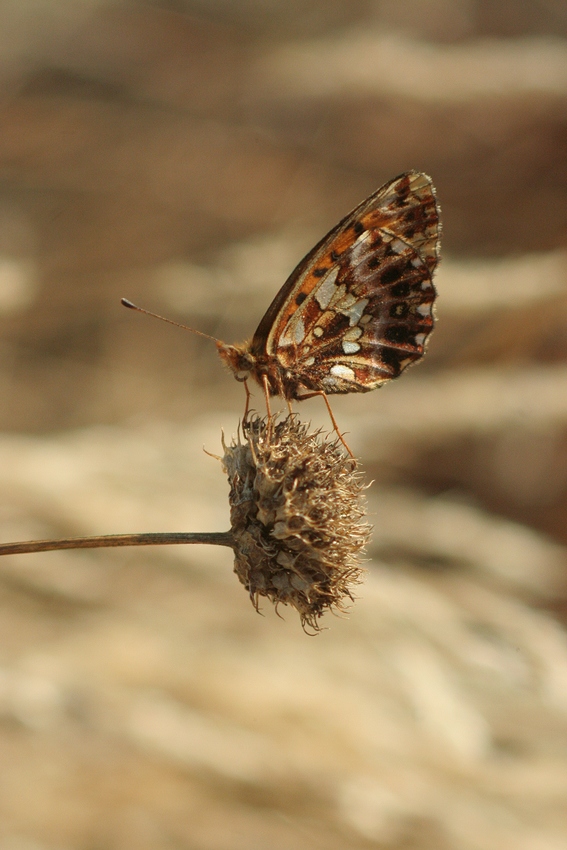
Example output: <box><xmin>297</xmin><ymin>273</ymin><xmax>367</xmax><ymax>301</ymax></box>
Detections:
<box><xmin>353</xmin><ymin>221</ymin><xmax>364</xmax><ymax>236</ymax></box>
<box><xmin>386</xmin><ymin>325</ymin><xmax>412</xmax><ymax>345</ymax></box>
<box><xmin>391</xmin><ymin>238</ymin><xmax>407</xmax><ymax>254</ymax></box>
<box><xmin>354</xmin><ymin>230</ymin><xmax>370</xmax><ymax>246</ymax></box>
<box><xmin>313</xmin><ymin>267</ymin><xmax>327</xmax><ymax>277</ymax></box>
<box><xmin>314</xmin><ymin>266</ymin><xmax>340</xmax><ymax>309</ymax></box>
<box><xmin>313</xmin><ymin>326</ymin><xmax>324</xmax><ymax>338</ymax></box>
<box><xmin>381</xmin><ymin>266</ymin><xmax>403</xmax><ymax>285</ymax></box>
<box><xmin>391</xmin><ymin>281</ymin><xmax>410</xmax><ymax>298</ymax></box>
<box><xmin>282</xmin><ymin>317</ymin><xmax>306</xmax><ymax>346</ymax></box>
<box><xmin>360</xmin><ymin>314</ymin><xmax>372</xmax><ymax>325</ymax></box>
<box><xmin>304</xmin><ymin>356</ymin><xmax>316</xmax><ymax>367</ymax></box>
<box><xmin>416</xmin><ymin>302</ymin><xmax>432</xmax><ymax>317</ymax></box>
<box><xmin>336</xmin><ymin>292</ymin><xmax>357</xmax><ymax>310</ymax></box>
<box><xmin>344</xmin><ymin>326</ymin><xmax>363</xmax><ymax>341</ymax></box>
<box><xmin>390</xmin><ymin>303</ymin><xmax>408</xmax><ymax>318</ymax></box>
<box><xmin>295</xmin><ymin>292</ymin><xmax>307</xmax><ymax>305</ymax></box>
<box><xmin>330</xmin><ymin>364</ymin><xmax>356</xmax><ymax>381</ymax></box>
<box><xmin>344</xmin><ymin>298</ymin><xmax>369</xmax><ymax>327</ymax></box>
<box><xmin>294</xmin><ymin>318</ymin><xmax>306</xmax><ymax>344</ymax></box>
<box><xmin>329</xmin><ymin>283</ymin><xmax>347</xmax><ymax>306</ymax></box>
<box><xmin>342</xmin><ymin>340</ymin><xmax>361</xmax><ymax>354</ymax></box>
<box><xmin>379</xmin><ymin>347</ymin><xmax>404</xmax><ymax>374</ymax></box>
<box><xmin>350</xmin><ymin>230</ymin><xmax>371</xmax><ymax>261</ymax></box>
<box><xmin>415</xmin><ymin>333</ymin><xmax>426</xmax><ymax>346</ymax></box>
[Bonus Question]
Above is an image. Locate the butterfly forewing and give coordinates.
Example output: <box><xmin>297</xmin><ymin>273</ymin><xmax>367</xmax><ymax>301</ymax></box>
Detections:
<box><xmin>251</xmin><ymin>171</ymin><xmax>440</xmax><ymax>397</ymax></box>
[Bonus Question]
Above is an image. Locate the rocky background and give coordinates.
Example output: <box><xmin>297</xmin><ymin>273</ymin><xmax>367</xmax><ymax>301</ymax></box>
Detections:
<box><xmin>1</xmin><ymin>1</ymin><xmax>567</xmax><ymax>848</ymax></box>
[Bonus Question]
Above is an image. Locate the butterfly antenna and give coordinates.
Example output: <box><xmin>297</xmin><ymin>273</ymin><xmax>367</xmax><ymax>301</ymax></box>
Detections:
<box><xmin>121</xmin><ymin>298</ymin><xmax>220</xmax><ymax>344</ymax></box>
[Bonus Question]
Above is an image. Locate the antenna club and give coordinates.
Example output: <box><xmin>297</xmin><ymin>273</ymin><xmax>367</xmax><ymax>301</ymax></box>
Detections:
<box><xmin>121</xmin><ymin>298</ymin><xmax>136</xmax><ymax>309</ymax></box>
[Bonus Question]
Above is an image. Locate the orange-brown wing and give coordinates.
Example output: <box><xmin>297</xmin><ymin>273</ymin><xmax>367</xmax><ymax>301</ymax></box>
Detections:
<box><xmin>250</xmin><ymin>171</ymin><xmax>440</xmax><ymax>395</ymax></box>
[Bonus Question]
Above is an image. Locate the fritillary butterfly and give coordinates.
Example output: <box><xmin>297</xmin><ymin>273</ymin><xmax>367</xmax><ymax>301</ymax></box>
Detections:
<box><xmin>217</xmin><ymin>171</ymin><xmax>440</xmax><ymax>403</ymax></box>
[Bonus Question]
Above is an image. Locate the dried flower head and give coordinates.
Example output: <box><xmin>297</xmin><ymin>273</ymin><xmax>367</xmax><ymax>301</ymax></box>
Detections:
<box><xmin>222</xmin><ymin>415</ymin><xmax>370</xmax><ymax>632</ymax></box>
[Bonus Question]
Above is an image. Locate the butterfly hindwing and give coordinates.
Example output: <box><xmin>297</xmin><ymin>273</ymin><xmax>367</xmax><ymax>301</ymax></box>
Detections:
<box><xmin>250</xmin><ymin>171</ymin><xmax>440</xmax><ymax>396</ymax></box>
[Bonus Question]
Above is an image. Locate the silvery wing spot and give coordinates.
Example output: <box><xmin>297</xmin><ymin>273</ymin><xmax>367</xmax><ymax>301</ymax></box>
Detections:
<box><xmin>216</xmin><ymin>171</ymin><xmax>440</xmax><ymax>400</ymax></box>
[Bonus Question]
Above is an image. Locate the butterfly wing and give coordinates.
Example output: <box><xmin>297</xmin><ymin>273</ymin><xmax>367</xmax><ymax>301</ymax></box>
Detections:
<box><xmin>250</xmin><ymin>171</ymin><xmax>440</xmax><ymax>396</ymax></box>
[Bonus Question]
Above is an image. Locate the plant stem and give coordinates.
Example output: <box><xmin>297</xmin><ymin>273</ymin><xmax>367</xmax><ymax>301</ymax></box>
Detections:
<box><xmin>0</xmin><ymin>531</ymin><xmax>235</xmax><ymax>557</ymax></box>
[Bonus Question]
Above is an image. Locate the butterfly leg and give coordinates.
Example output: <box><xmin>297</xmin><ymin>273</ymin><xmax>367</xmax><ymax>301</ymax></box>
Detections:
<box><xmin>299</xmin><ymin>390</ymin><xmax>354</xmax><ymax>458</ymax></box>
<box><xmin>261</xmin><ymin>374</ymin><xmax>274</xmax><ymax>436</ymax></box>
<box><xmin>243</xmin><ymin>379</ymin><xmax>252</xmax><ymax>421</ymax></box>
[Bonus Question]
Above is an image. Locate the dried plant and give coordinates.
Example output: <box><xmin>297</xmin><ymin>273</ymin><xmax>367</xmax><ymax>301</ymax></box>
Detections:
<box><xmin>0</xmin><ymin>415</ymin><xmax>370</xmax><ymax>631</ymax></box>
<box><xmin>223</xmin><ymin>415</ymin><xmax>370</xmax><ymax>631</ymax></box>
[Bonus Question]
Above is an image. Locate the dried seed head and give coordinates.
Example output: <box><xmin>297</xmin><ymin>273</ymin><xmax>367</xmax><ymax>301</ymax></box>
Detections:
<box><xmin>222</xmin><ymin>415</ymin><xmax>370</xmax><ymax>632</ymax></box>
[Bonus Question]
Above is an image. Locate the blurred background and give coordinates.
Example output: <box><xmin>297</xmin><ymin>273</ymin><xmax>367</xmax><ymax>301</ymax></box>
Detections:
<box><xmin>1</xmin><ymin>1</ymin><xmax>567</xmax><ymax>848</ymax></box>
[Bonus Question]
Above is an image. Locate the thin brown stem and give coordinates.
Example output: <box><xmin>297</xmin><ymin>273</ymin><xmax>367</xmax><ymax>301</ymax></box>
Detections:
<box><xmin>0</xmin><ymin>531</ymin><xmax>235</xmax><ymax>557</ymax></box>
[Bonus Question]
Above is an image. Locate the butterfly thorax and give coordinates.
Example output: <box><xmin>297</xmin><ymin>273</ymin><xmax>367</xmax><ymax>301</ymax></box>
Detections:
<box><xmin>217</xmin><ymin>341</ymin><xmax>293</xmax><ymax>398</ymax></box>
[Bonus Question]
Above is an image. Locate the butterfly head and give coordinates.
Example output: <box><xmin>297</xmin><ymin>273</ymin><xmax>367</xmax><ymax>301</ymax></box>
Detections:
<box><xmin>216</xmin><ymin>341</ymin><xmax>256</xmax><ymax>383</ymax></box>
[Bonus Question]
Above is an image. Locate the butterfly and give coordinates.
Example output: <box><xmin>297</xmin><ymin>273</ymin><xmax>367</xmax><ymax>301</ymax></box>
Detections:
<box><xmin>122</xmin><ymin>171</ymin><xmax>440</xmax><ymax>448</ymax></box>
<box><xmin>216</xmin><ymin>171</ymin><xmax>440</xmax><ymax>408</ymax></box>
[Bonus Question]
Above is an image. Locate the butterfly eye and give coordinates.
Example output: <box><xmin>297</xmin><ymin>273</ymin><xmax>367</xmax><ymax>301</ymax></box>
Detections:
<box><xmin>235</xmin><ymin>370</ymin><xmax>251</xmax><ymax>382</ymax></box>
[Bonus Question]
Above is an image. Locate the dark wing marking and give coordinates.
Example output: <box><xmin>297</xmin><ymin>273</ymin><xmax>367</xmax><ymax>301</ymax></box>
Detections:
<box><xmin>292</xmin><ymin>233</ymin><xmax>437</xmax><ymax>394</ymax></box>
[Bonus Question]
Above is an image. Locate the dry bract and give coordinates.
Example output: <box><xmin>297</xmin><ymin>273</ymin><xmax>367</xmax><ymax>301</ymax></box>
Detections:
<box><xmin>222</xmin><ymin>415</ymin><xmax>370</xmax><ymax>631</ymax></box>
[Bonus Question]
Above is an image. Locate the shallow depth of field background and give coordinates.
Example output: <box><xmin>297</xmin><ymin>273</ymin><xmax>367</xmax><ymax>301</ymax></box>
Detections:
<box><xmin>1</xmin><ymin>2</ymin><xmax>567</xmax><ymax>848</ymax></box>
